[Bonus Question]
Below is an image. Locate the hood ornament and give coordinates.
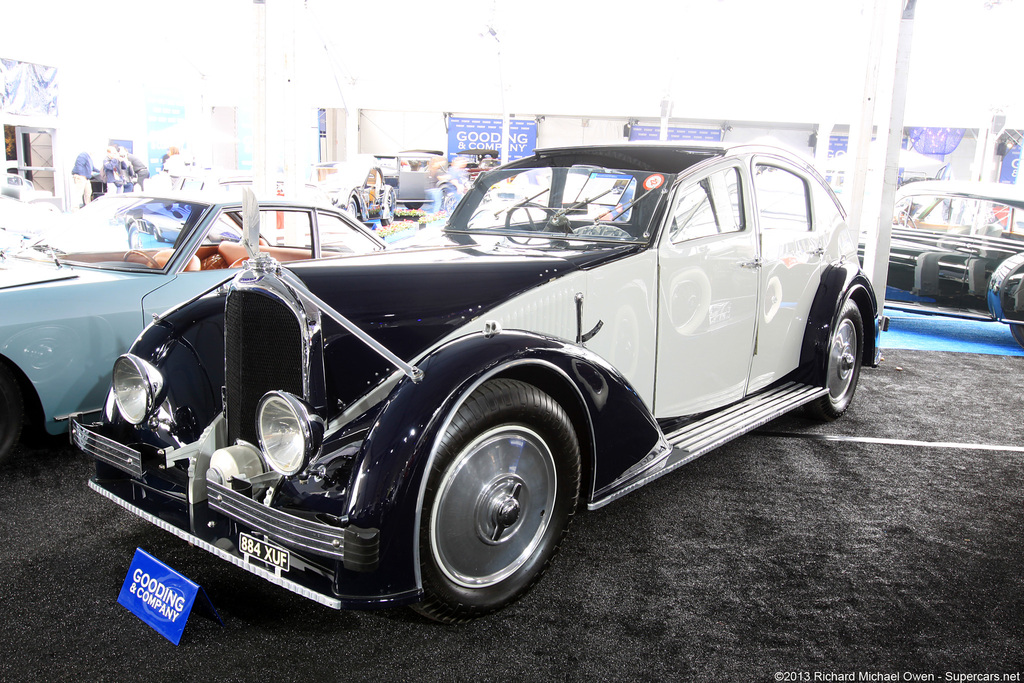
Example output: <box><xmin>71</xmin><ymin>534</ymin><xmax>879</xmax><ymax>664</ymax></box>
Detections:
<box><xmin>241</xmin><ymin>188</ymin><xmax>276</xmax><ymax>273</ymax></box>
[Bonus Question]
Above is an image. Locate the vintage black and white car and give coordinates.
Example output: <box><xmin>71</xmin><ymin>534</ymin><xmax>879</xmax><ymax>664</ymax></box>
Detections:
<box><xmin>76</xmin><ymin>144</ymin><xmax>883</xmax><ymax>623</ymax></box>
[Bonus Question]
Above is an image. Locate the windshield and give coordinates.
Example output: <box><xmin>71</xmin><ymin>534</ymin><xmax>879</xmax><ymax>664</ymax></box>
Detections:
<box><xmin>447</xmin><ymin>165</ymin><xmax>671</xmax><ymax>244</ymax></box>
<box><xmin>10</xmin><ymin>195</ymin><xmax>210</xmax><ymax>268</ymax></box>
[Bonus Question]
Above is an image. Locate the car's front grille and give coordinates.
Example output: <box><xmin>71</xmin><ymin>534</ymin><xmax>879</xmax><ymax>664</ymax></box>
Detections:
<box><xmin>225</xmin><ymin>290</ymin><xmax>304</xmax><ymax>446</ymax></box>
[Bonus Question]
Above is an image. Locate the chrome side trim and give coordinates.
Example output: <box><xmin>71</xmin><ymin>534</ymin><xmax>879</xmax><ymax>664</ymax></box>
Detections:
<box><xmin>206</xmin><ymin>479</ymin><xmax>347</xmax><ymax>561</ymax></box>
<box><xmin>88</xmin><ymin>480</ymin><xmax>343</xmax><ymax>610</ymax></box>
<box><xmin>73</xmin><ymin>420</ymin><xmax>143</xmax><ymax>477</ymax></box>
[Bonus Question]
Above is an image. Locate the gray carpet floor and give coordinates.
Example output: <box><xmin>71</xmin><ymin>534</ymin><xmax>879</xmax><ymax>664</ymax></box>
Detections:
<box><xmin>1</xmin><ymin>348</ymin><xmax>1021</xmax><ymax>681</ymax></box>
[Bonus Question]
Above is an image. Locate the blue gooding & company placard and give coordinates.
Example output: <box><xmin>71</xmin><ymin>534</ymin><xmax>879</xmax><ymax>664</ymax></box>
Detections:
<box><xmin>117</xmin><ymin>548</ymin><xmax>222</xmax><ymax>645</ymax></box>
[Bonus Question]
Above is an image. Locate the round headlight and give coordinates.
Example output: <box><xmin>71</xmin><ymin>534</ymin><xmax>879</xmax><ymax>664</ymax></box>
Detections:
<box><xmin>112</xmin><ymin>354</ymin><xmax>164</xmax><ymax>425</ymax></box>
<box><xmin>256</xmin><ymin>391</ymin><xmax>323</xmax><ymax>476</ymax></box>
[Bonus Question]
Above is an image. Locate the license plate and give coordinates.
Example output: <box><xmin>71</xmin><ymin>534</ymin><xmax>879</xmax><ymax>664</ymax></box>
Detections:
<box><xmin>239</xmin><ymin>533</ymin><xmax>290</xmax><ymax>572</ymax></box>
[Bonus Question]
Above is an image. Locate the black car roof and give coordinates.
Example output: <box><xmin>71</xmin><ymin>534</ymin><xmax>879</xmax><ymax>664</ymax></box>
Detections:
<box><xmin>506</xmin><ymin>144</ymin><xmax>726</xmax><ymax>174</ymax></box>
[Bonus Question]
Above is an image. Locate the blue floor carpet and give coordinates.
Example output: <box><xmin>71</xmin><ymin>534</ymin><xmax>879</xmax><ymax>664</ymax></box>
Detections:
<box><xmin>880</xmin><ymin>309</ymin><xmax>1024</xmax><ymax>356</ymax></box>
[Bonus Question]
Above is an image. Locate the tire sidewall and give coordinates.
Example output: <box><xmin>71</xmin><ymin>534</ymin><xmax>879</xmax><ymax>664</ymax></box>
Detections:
<box><xmin>417</xmin><ymin>379</ymin><xmax>580</xmax><ymax>619</ymax></box>
<box><xmin>824</xmin><ymin>299</ymin><xmax>864</xmax><ymax>417</ymax></box>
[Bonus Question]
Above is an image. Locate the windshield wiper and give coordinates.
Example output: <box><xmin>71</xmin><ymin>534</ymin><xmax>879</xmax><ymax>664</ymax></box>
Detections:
<box><xmin>547</xmin><ymin>187</ymin><xmax>616</xmax><ymax>232</ymax></box>
<box><xmin>578</xmin><ymin>186</ymin><xmax>667</xmax><ymax>233</ymax></box>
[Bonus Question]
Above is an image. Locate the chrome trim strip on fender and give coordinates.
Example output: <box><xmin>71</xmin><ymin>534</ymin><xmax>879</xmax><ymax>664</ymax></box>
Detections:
<box><xmin>88</xmin><ymin>480</ymin><xmax>343</xmax><ymax>609</ymax></box>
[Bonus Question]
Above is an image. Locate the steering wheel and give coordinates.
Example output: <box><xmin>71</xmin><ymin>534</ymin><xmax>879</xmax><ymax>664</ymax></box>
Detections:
<box><xmin>505</xmin><ymin>203</ymin><xmax>556</xmax><ymax>231</ymax></box>
<box><xmin>123</xmin><ymin>249</ymin><xmax>160</xmax><ymax>268</ymax></box>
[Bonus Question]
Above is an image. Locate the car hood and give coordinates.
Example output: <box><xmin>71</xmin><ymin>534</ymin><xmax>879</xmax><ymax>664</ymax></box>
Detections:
<box><xmin>0</xmin><ymin>256</ymin><xmax>136</xmax><ymax>291</ymax></box>
<box><xmin>282</xmin><ymin>242</ymin><xmax>640</xmax><ymax>404</ymax></box>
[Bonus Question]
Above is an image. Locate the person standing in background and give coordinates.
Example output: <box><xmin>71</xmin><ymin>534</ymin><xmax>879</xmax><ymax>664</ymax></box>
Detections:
<box><xmin>101</xmin><ymin>146</ymin><xmax>128</xmax><ymax>195</ymax></box>
<box><xmin>162</xmin><ymin>145</ymin><xmax>186</xmax><ymax>182</ymax></box>
<box><xmin>126</xmin><ymin>151</ymin><xmax>150</xmax><ymax>191</ymax></box>
<box><xmin>71</xmin><ymin>151</ymin><xmax>97</xmax><ymax>209</ymax></box>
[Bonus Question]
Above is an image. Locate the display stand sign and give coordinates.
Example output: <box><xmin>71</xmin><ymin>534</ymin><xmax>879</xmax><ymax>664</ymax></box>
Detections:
<box><xmin>117</xmin><ymin>548</ymin><xmax>222</xmax><ymax>645</ymax></box>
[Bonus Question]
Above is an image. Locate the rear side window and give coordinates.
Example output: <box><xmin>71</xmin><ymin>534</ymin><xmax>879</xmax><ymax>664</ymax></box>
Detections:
<box><xmin>898</xmin><ymin>194</ymin><xmax>1019</xmax><ymax>237</ymax></box>
<box><xmin>754</xmin><ymin>164</ymin><xmax>811</xmax><ymax>231</ymax></box>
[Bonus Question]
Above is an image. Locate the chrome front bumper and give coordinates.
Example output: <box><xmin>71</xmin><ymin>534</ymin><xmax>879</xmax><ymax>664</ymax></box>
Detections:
<box><xmin>75</xmin><ymin>419</ymin><xmax>392</xmax><ymax>608</ymax></box>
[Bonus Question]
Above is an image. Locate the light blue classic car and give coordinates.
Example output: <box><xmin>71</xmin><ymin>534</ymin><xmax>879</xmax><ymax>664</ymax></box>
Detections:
<box><xmin>0</xmin><ymin>193</ymin><xmax>386</xmax><ymax>462</ymax></box>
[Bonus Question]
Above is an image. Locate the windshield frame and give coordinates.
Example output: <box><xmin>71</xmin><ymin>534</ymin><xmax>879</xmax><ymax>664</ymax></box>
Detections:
<box><xmin>9</xmin><ymin>195</ymin><xmax>213</xmax><ymax>272</ymax></box>
<box><xmin>444</xmin><ymin>165</ymin><xmax>674</xmax><ymax>246</ymax></box>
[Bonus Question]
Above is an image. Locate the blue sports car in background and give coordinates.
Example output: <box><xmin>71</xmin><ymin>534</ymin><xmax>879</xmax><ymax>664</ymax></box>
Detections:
<box><xmin>0</xmin><ymin>193</ymin><xmax>385</xmax><ymax>463</ymax></box>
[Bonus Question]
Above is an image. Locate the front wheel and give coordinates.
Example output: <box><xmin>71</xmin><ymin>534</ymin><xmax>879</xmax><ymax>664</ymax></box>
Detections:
<box><xmin>0</xmin><ymin>363</ymin><xmax>25</xmax><ymax>465</ymax></box>
<box><xmin>806</xmin><ymin>299</ymin><xmax>863</xmax><ymax>420</ymax></box>
<box><xmin>412</xmin><ymin>379</ymin><xmax>580</xmax><ymax>623</ymax></box>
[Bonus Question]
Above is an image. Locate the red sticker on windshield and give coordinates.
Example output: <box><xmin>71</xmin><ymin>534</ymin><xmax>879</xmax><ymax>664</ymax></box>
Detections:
<box><xmin>644</xmin><ymin>174</ymin><xmax>665</xmax><ymax>191</ymax></box>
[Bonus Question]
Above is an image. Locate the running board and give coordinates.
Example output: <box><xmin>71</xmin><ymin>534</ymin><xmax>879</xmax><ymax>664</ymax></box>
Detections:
<box><xmin>588</xmin><ymin>382</ymin><xmax>827</xmax><ymax>510</ymax></box>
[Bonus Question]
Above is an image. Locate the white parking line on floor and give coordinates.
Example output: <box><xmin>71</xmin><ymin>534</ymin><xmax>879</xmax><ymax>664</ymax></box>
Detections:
<box><xmin>758</xmin><ymin>431</ymin><xmax>1024</xmax><ymax>453</ymax></box>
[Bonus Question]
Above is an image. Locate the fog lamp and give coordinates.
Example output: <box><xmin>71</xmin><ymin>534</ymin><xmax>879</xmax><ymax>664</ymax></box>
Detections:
<box><xmin>256</xmin><ymin>391</ymin><xmax>323</xmax><ymax>476</ymax></box>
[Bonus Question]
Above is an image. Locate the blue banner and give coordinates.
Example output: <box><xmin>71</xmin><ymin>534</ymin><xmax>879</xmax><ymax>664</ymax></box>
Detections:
<box><xmin>1000</xmin><ymin>145</ymin><xmax>1021</xmax><ymax>184</ymax></box>
<box><xmin>828</xmin><ymin>135</ymin><xmax>848</xmax><ymax>159</ymax></box>
<box><xmin>629</xmin><ymin>126</ymin><xmax>722</xmax><ymax>142</ymax></box>
<box><xmin>0</xmin><ymin>59</ymin><xmax>58</xmax><ymax>117</ymax></box>
<box><xmin>117</xmin><ymin>548</ymin><xmax>221</xmax><ymax>645</ymax></box>
<box><xmin>145</xmin><ymin>90</ymin><xmax>188</xmax><ymax>176</ymax></box>
<box><xmin>448</xmin><ymin>117</ymin><xmax>537</xmax><ymax>162</ymax></box>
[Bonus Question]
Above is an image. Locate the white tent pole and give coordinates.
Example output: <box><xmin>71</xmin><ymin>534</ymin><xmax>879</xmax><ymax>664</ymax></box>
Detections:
<box><xmin>866</xmin><ymin>0</ymin><xmax>917</xmax><ymax>302</ymax></box>
<box><xmin>253</xmin><ymin>0</ymin><xmax>268</xmax><ymax>198</ymax></box>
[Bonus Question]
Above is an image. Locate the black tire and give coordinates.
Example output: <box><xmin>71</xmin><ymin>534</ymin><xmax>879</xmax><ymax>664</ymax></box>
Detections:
<box><xmin>346</xmin><ymin>197</ymin><xmax>361</xmax><ymax>223</ymax></box>
<box><xmin>0</xmin><ymin>363</ymin><xmax>25</xmax><ymax>465</ymax></box>
<box><xmin>412</xmin><ymin>378</ymin><xmax>580</xmax><ymax>623</ymax></box>
<box><xmin>1010</xmin><ymin>324</ymin><xmax>1024</xmax><ymax>349</ymax></box>
<box><xmin>806</xmin><ymin>299</ymin><xmax>863</xmax><ymax>421</ymax></box>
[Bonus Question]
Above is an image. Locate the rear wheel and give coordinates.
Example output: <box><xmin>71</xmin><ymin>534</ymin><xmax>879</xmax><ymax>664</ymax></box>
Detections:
<box><xmin>379</xmin><ymin>186</ymin><xmax>396</xmax><ymax>226</ymax></box>
<box><xmin>0</xmin><ymin>363</ymin><xmax>25</xmax><ymax>465</ymax></box>
<box><xmin>807</xmin><ymin>299</ymin><xmax>863</xmax><ymax>420</ymax></box>
<box><xmin>412</xmin><ymin>379</ymin><xmax>580</xmax><ymax>623</ymax></box>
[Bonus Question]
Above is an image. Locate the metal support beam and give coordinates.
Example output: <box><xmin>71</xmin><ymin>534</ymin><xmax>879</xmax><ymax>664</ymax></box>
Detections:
<box><xmin>252</xmin><ymin>0</ymin><xmax>268</xmax><ymax>198</ymax></box>
<box><xmin>849</xmin><ymin>0</ymin><xmax>917</xmax><ymax>306</ymax></box>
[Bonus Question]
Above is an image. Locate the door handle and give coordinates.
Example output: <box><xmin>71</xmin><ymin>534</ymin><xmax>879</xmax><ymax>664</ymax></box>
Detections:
<box><xmin>738</xmin><ymin>258</ymin><xmax>763</xmax><ymax>269</ymax></box>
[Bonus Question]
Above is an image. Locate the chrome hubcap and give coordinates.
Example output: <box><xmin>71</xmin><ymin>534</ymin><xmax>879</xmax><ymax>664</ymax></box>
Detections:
<box><xmin>431</xmin><ymin>426</ymin><xmax>557</xmax><ymax>588</ymax></box>
<box><xmin>827</xmin><ymin>318</ymin><xmax>857</xmax><ymax>400</ymax></box>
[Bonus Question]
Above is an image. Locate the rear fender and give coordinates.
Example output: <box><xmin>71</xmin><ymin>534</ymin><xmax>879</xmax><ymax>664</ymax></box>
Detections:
<box><xmin>797</xmin><ymin>262</ymin><xmax>880</xmax><ymax>386</ymax></box>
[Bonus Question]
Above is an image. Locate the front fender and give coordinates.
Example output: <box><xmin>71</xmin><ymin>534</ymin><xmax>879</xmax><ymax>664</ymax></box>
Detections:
<box><xmin>797</xmin><ymin>261</ymin><xmax>880</xmax><ymax>386</ymax></box>
<box><xmin>111</xmin><ymin>290</ymin><xmax>228</xmax><ymax>447</ymax></box>
<box><xmin>343</xmin><ymin>330</ymin><xmax>663</xmax><ymax>596</ymax></box>
<box><xmin>988</xmin><ymin>252</ymin><xmax>1024</xmax><ymax>324</ymax></box>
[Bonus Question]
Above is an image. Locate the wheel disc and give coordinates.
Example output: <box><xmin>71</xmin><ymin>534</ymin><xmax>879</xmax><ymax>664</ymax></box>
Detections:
<box><xmin>430</xmin><ymin>425</ymin><xmax>557</xmax><ymax>589</ymax></box>
<box><xmin>826</xmin><ymin>317</ymin><xmax>857</xmax><ymax>401</ymax></box>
